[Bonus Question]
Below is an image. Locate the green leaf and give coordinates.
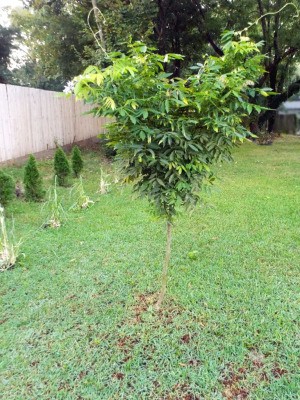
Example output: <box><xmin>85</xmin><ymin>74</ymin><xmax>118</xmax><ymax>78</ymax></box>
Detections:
<box><xmin>139</xmin><ymin>131</ymin><xmax>146</xmax><ymax>140</ymax></box>
<box><xmin>142</xmin><ymin>110</ymin><xmax>148</xmax><ymax>119</ymax></box>
<box><xmin>165</xmin><ymin>100</ymin><xmax>169</xmax><ymax>113</ymax></box>
<box><xmin>129</xmin><ymin>115</ymin><xmax>137</xmax><ymax>124</ymax></box>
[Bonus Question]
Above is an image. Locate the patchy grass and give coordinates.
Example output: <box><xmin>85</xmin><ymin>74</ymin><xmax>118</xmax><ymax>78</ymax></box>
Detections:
<box><xmin>0</xmin><ymin>136</ymin><xmax>300</xmax><ymax>399</ymax></box>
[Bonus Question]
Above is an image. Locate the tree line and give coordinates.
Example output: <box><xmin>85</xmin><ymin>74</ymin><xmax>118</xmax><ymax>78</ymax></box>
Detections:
<box><xmin>1</xmin><ymin>0</ymin><xmax>300</xmax><ymax>132</ymax></box>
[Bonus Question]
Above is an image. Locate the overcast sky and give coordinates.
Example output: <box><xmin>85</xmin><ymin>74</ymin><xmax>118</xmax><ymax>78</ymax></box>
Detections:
<box><xmin>0</xmin><ymin>0</ymin><xmax>23</xmax><ymax>26</ymax></box>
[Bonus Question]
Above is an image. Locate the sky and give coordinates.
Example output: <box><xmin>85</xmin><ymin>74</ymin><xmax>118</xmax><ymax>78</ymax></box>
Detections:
<box><xmin>0</xmin><ymin>0</ymin><xmax>23</xmax><ymax>26</ymax></box>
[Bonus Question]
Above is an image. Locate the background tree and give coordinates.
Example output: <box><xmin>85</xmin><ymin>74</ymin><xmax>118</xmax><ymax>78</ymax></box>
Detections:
<box><xmin>23</xmin><ymin>154</ymin><xmax>44</xmax><ymax>201</ymax></box>
<box><xmin>7</xmin><ymin>1</ymin><xmax>300</xmax><ymax>128</ymax></box>
<box><xmin>10</xmin><ymin>0</ymin><xmax>155</xmax><ymax>90</ymax></box>
<box><xmin>72</xmin><ymin>33</ymin><xmax>269</xmax><ymax>308</ymax></box>
<box><xmin>198</xmin><ymin>0</ymin><xmax>300</xmax><ymax>132</ymax></box>
<box><xmin>9</xmin><ymin>1</ymin><xmax>95</xmax><ymax>90</ymax></box>
<box><xmin>0</xmin><ymin>25</ymin><xmax>18</xmax><ymax>83</ymax></box>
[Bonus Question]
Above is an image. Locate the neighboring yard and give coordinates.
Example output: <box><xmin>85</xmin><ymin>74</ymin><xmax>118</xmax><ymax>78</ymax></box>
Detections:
<box><xmin>1</xmin><ymin>136</ymin><xmax>300</xmax><ymax>399</ymax></box>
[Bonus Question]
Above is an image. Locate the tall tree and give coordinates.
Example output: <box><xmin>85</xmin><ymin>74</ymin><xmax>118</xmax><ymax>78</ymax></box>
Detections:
<box><xmin>0</xmin><ymin>25</ymin><xmax>18</xmax><ymax>83</ymax></box>
<box><xmin>11</xmin><ymin>1</ymin><xmax>98</xmax><ymax>90</ymax></box>
<box><xmin>11</xmin><ymin>0</ymin><xmax>156</xmax><ymax>90</ymax></box>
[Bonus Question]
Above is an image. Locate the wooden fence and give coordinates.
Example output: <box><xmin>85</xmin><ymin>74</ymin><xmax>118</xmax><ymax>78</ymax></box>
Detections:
<box><xmin>0</xmin><ymin>84</ymin><xmax>110</xmax><ymax>163</ymax></box>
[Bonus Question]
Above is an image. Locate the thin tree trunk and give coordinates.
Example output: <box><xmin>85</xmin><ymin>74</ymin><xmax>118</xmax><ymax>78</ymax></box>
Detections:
<box><xmin>155</xmin><ymin>219</ymin><xmax>172</xmax><ymax>310</ymax></box>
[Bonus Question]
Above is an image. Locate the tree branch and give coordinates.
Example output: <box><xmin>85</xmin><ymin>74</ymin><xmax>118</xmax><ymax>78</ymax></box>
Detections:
<box><xmin>205</xmin><ymin>32</ymin><xmax>224</xmax><ymax>56</ymax></box>
<box><xmin>257</xmin><ymin>0</ymin><xmax>268</xmax><ymax>53</ymax></box>
<box><xmin>91</xmin><ymin>0</ymin><xmax>106</xmax><ymax>52</ymax></box>
<box><xmin>191</xmin><ymin>0</ymin><xmax>224</xmax><ymax>56</ymax></box>
<box><xmin>256</xmin><ymin>47</ymin><xmax>299</xmax><ymax>88</ymax></box>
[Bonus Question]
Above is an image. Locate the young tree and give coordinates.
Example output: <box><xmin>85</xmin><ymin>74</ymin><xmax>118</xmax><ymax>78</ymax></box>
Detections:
<box><xmin>0</xmin><ymin>171</ymin><xmax>15</xmax><ymax>206</ymax></box>
<box><xmin>72</xmin><ymin>32</ymin><xmax>269</xmax><ymax>308</ymax></box>
<box><xmin>54</xmin><ymin>147</ymin><xmax>71</xmax><ymax>186</ymax></box>
<box><xmin>23</xmin><ymin>154</ymin><xmax>44</xmax><ymax>201</ymax></box>
<box><xmin>71</xmin><ymin>145</ymin><xmax>84</xmax><ymax>177</ymax></box>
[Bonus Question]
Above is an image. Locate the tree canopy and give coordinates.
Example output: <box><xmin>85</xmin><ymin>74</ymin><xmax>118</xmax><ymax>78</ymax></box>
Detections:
<box><xmin>72</xmin><ymin>33</ymin><xmax>268</xmax><ymax>219</ymax></box>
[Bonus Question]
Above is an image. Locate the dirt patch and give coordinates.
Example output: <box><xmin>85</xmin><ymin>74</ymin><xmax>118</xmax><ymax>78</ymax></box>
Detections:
<box><xmin>271</xmin><ymin>364</ymin><xmax>287</xmax><ymax>378</ymax></box>
<box><xmin>30</xmin><ymin>361</ymin><xmax>40</xmax><ymax>367</ymax></box>
<box><xmin>221</xmin><ymin>350</ymin><xmax>289</xmax><ymax>399</ymax></box>
<box><xmin>188</xmin><ymin>359</ymin><xmax>201</xmax><ymax>367</ymax></box>
<box><xmin>77</xmin><ymin>371</ymin><xmax>88</xmax><ymax>380</ymax></box>
<box><xmin>181</xmin><ymin>333</ymin><xmax>193</xmax><ymax>344</ymax></box>
<box><xmin>129</xmin><ymin>292</ymin><xmax>184</xmax><ymax>325</ymax></box>
<box><xmin>117</xmin><ymin>335</ymin><xmax>139</xmax><ymax>352</ymax></box>
<box><xmin>248</xmin><ymin>350</ymin><xmax>266</xmax><ymax>369</ymax></box>
<box><xmin>132</xmin><ymin>292</ymin><xmax>157</xmax><ymax>323</ymax></box>
<box><xmin>112</xmin><ymin>372</ymin><xmax>125</xmax><ymax>380</ymax></box>
<box><xmin>162</xmin><ymin>383</ymin><xmax>201</xmax><ymax>400</ymax></box>
<box><xmin>221</xmin><ymin>368</ymin><xmax>249</xmax><ymax>400</ymax></box>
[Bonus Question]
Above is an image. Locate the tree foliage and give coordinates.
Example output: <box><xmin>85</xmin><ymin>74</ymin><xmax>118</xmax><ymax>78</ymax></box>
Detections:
<box><xmin>0</xmin><ymin>25</ymin><xmax>18</xmax><ymax>83</ymax></box>
<box><xmin>10</xmin><ymin>0</ymin><xmax>155</xmax><ymax>90</ymax></box>
<box><xmin>73</xmin><ymin>33</ymin><xmax>268</xmax><ymax>219</ymax></box>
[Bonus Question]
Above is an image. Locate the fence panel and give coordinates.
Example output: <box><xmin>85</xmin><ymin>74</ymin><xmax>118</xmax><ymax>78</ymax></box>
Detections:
<box><xmin>0</xmin><ymin>84</ymin><xmax>109</xmax><ymax>163</ymax></box>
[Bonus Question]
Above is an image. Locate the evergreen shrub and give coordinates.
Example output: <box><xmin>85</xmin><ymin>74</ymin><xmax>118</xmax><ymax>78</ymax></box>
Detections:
<box><xmin>54</xmin><ymin>147</ymin><xmax>71</xmax><ymax>186</ymax></box>
<box><xmin>71</xmin><ymin>145</ymin><xmax>83</xmax><ymax>177</ymax></box>
<box><xmin>23</xmin><ymin>154</ymin><xmax>44</xmax><ymax>201</ymax></box>
<box><xmin>0</xmin><ymin>171</ymin><xmax>14</xmax><ymax>206</ymax></box>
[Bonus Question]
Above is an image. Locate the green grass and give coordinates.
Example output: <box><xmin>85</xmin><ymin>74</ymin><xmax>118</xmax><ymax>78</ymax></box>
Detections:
<box><xmin>1</xmin><ymin>136</ymin><xmax>300</xmax><ymax>399</ymax></box>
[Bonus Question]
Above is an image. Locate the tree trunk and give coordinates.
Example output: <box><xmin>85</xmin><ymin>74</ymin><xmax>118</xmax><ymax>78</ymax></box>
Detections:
<box><xmin>156</xmin><ymin>0</ymin><xmax>170</xmax><ymax>55</ymax></box>
<box><xmin>172</xmin><ymin>12</ymin><xmax>181</xmax><ymax>77</ymax></box>
<box><xmin>258</xmin><ymin>79</ymin><xmax>300</xmax><ymax>130</ymax></box>
<box><xmin>155</xmin><ymin>219</ymin><xmax>172</xmax><ymax>310</ymax></box>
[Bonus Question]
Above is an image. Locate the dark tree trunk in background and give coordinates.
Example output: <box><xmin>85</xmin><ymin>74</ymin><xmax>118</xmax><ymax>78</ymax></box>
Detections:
<box><xmin>156</xmin><ymin>0</ymin><xmax>170</xmax><ymax>55</ymax></box>
<box><xmin>258</xmin><ymin>79</ymin><xmax>300</xmax><ymax>130</ymax></box>
<box><xmin>171</xmin><ymin>10</ymin><xmax>181</xmax><ymax>77</ymax></box>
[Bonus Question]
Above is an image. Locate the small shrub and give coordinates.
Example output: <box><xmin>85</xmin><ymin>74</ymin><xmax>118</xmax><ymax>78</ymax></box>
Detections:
<box><xmin>71</xmin><ymin>145</ymin><xmax>84</xmax><ymax>177</ymax></box>
<box><xmin>0</xmin><ymin>171</ymin><xmax>15</xmax><ymax>206</ymax></box>
<box><xmin>23</xmin><ymin>155</ymin><xmax>44</xmax><ymax>201</ymax></box>
<box><xmin>54</xmin><ymin>147</ymin><xmax>71</xmax><ymax>186</ymax></box>
<box><xmin>0</xmin><ymin>205</ymin><xmax>21</xmax><ymax>271</ymax></box>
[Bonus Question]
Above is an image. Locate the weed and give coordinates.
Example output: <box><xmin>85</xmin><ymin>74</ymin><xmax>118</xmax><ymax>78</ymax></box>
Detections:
<box><xmin>0</xmin><ymin>206</ymin><xmax>21</xmax><ymax>271</ymax></box>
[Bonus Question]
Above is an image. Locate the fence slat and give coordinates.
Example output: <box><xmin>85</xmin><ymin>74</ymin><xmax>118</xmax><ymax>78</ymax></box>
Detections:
<box><xmin>0</xmin><ymin>84</ymin><xmax>108</xmax><ymax>163</ymax></box>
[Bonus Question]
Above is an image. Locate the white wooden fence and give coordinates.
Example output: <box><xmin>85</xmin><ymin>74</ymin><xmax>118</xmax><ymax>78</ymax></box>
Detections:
<box><xmin>0</xmin><ymin>84</ymin><xmax>110</xmax><ymax>163</ymax></box>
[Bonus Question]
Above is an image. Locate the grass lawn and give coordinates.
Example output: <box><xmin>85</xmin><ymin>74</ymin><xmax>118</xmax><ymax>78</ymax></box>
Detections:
<box><xmin>1</xmin><ymin>136</ymin><xmax>300</xmax><ymax>399</ymax></box>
